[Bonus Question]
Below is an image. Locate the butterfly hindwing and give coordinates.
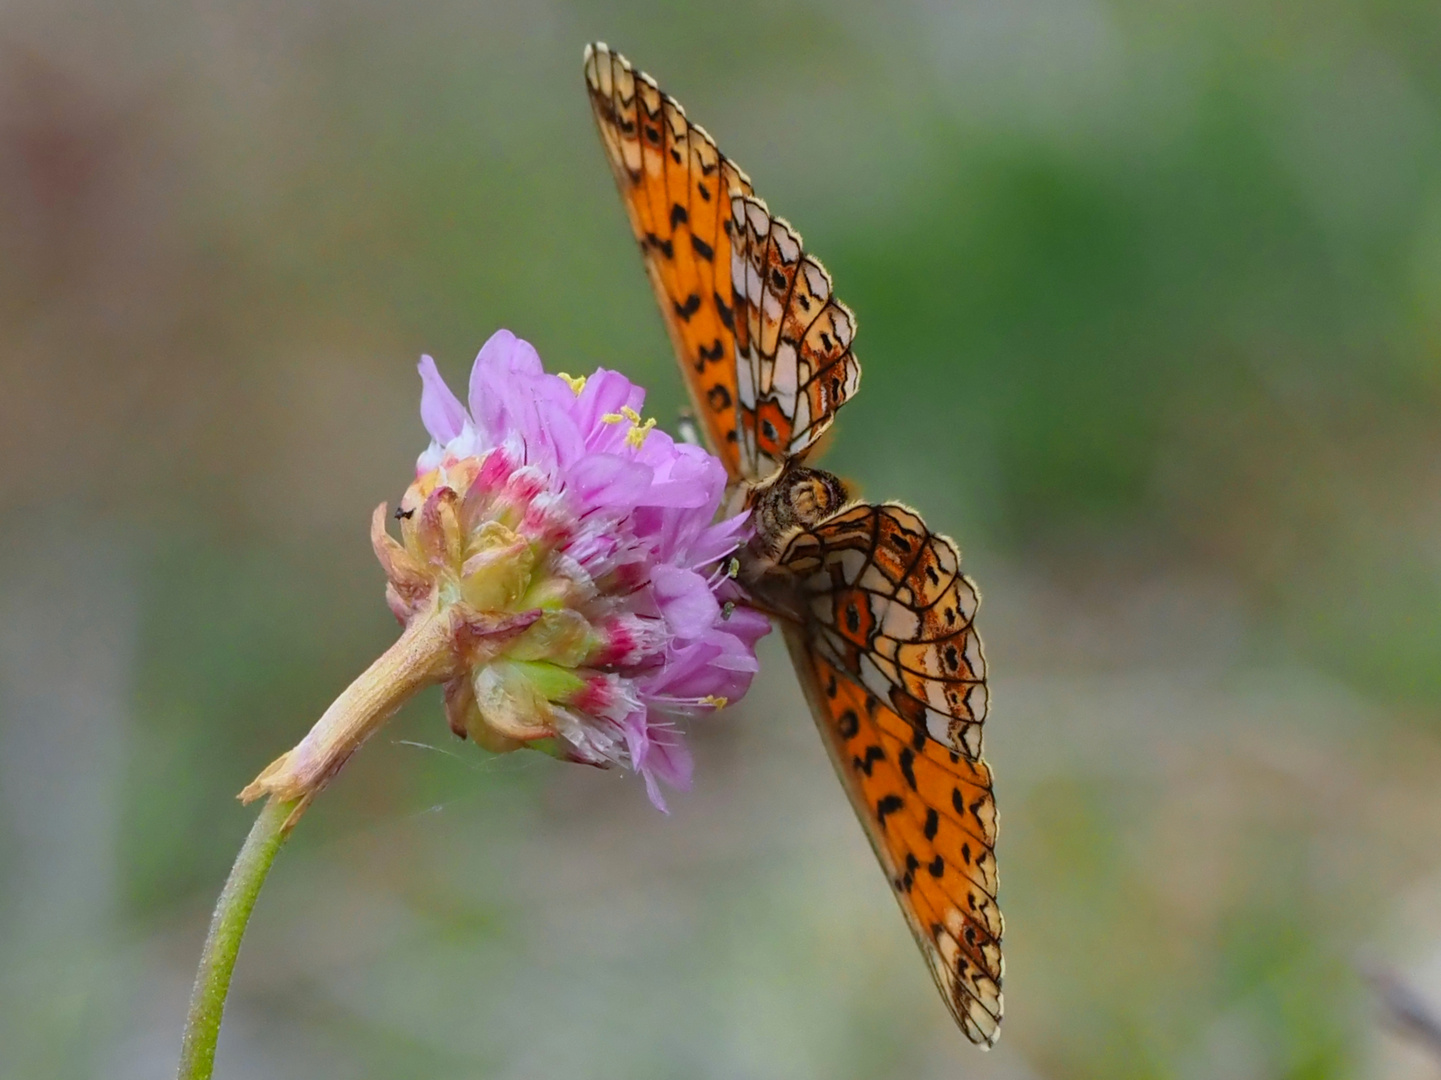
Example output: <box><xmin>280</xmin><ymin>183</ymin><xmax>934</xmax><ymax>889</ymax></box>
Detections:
<box><xmin>784</xmin><ymin>625</ymin><xmax>1002</xmax><ymax>1046</ymax></box>
<box><xmin>780</xmin><ymin>503</ymin><xmax>989</xmax><ymax>759</ymax></box>
<box><xmin>780</xmin><ymin>501</ymin><xmax>1000</xmax><ymax>1045</ymax></box>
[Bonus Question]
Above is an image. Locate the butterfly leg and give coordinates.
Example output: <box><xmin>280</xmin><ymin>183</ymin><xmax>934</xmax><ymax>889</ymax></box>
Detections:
<box><xmin>675</xmin><ymin>412</ymin><xmax>703</xmax><ymax>446</ymax></box>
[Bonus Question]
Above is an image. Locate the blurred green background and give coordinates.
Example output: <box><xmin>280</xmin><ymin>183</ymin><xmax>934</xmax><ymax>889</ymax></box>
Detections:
<box><xmin>4</xmin><ymin>1</ymin><xmax>1441</xmax><ymax>1077</ymax></box>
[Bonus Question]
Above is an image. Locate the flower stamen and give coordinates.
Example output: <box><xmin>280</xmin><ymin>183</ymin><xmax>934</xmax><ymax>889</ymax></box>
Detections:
<box><xmin>624</xmin><ymin>416</ymin><xmax>657</xmax><ymax>449</ymax></box>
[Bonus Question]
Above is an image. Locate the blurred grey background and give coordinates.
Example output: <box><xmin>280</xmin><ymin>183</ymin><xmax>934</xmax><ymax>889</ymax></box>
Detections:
<box><xmin>4</xmin><ymin>0</ymin><xmax>1441</xmax><ymax>1077</ymax></box>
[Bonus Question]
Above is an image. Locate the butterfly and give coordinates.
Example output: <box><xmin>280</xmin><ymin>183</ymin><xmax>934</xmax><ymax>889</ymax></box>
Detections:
<box><xmin>583</xmin><ymin>43</ymin><xmax>1002</xmax><ymax>1046</ymax></box>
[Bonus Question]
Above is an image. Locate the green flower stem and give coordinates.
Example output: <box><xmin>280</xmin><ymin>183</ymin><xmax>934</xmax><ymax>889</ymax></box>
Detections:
<box><xmin>177</xmin><ymin>795</ymin><xmax>303</xmax><ymax>1080</ymax></box>
<box><xmin>239</xmin><ymin>603</ymin><xmax>454</xmax><ymax>803</ymax></box>
<box><xmin>178</xmin><ymin>604</ymin><xmax>455</xmax><ymax>1078</ymax></box>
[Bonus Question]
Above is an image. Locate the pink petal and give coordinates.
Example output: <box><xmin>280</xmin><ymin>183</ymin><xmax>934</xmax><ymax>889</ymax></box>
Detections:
<box><xmin>721</xmin><ymin>606</ymin><xmax>773</xmax><ymax>652</ymax></box>
<box><xmin>417</xmin><ymin>355</ymin><xmax>469</xmax><ymax>444</ymax></box>
<box><xmin>642</xmin><ymin>640</ymin><xmax>724</xmax><ymax>697</ymax></box>
<box><xmin>567</xmin><ymin>453</ymin><xmax>655</xmax><ymax>507</ymax></box>
<box><xmin>650</xmin><ymin>565</ymin><xmax>721</xmax><ymax>639</ymax></box>
<box><xmin>622</xmin><ymin>709</ymin><xmax>693</xmax><ymax>812</ymax></box>
<box><xmin>469</xmin><ymin>330</ymin><xmax>546</xmax><ymax>443</ymax></box>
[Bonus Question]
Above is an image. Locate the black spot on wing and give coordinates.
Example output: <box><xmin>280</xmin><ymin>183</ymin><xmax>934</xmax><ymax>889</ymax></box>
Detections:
<box><xmin>876</xmin><ymin>793</ymin><xmax>904</xmax><ymax>830</ymax></box>
<box><xmin>897</xmin><ymin>852</ymin><xmax>919</xmax><ymax>893</ymax></box>
<box><xmin>898</xmin><ymin>747</ymin><xmax>917</xmax><ymax>791</ymax></box>
<box><xmin>853</xmin><ymin>744</ymin><xmax>884</xmax><ymax>776</ymax></box>
<box><xmin>673</xmin><ymin>292</ymin><xmax>701</xmax><ymax>320</ymax></box>
<box><xmin>714</xmin><ymin>292</ymin><xmax>734</xmax><ymax>331</ymax></box>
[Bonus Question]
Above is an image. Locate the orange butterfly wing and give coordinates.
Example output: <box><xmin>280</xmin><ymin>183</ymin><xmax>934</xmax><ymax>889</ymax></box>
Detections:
<box><xmin>584</xmin><ymin>43</ymin><xmax>860</xmax><ymax>483</ymax></box>
<box><xmin>780</xmin><ymin>503</ymin><xmax>989</xmax><ymax>757</ymax></box>
<box><xmin>587</xmin><ymin>43</ymin><xmax>999</xmax><ymax>1046</ymax></box>
<box><xmin>584</xmin><ymin>42</ymin><xmax>751</xmax><ymax>477</ymax></box>
<box><xmin>729</xmin><ymin>194</ymin><xmax>861</xmax><ymax>478</ymax></box>
<box><xmin>781</xmin><ymin>504</ymin><xmax>1002</xmax><ymax>1045</ymax></box>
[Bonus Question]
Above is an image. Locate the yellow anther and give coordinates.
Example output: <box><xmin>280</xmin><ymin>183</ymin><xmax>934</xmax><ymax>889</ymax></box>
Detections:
<box><xmin>624</xmin><ymin>417</ymin><xmax>657</xmax><ymax>448</ymax></box>
<box><xmin>620</xmin><ymin>405</ymin><xmax>642</xmax><ymax>423</ymax></box>
<box><xmin>601</xmin><ymin>412</ymin><xmax>625</xmax><ymax>425</ymax></box>
<box><xmin>558</xmin><ymin>372</ymin><xmax>586</xmax><ymax>395</ymax></box>
<box><xmin>700</xmin><ymin>695</ymin><xmax>728</xmax><ymax>709</ymax></box>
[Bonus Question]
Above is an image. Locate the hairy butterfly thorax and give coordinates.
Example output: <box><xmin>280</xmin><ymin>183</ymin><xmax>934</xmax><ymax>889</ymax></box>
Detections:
<box><xmin>749</xmin><ymin>463</ymin><xmax>849</xmax><ymax>555</ymax></box>
<box><xmin>735</xmin><ymin>463</ymin><xmax>850</xmax><ymax>617</ymax></box>
<box><xmin>586</xmin><ymin>41</ymin><xmax>1002</xmax><ymax>1047</ymax></box>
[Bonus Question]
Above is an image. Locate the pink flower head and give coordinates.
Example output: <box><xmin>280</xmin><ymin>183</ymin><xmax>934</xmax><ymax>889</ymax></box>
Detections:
<box><xmin>372</xmin><ymin>330</ymin><xmax>768</xmax><ymax>810</ymax></box>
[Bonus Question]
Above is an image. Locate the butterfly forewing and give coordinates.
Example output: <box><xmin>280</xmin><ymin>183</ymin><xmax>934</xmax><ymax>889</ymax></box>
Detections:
<box><xmin>729</xmin><ymin>194</ymin><xmax>860</xmax><ymax>478</ymax></box>
<box><xmin>585</xmin><ymin>43</ymin><xmax>859</xmax><ymax>484</ymax></box>
<box><xmin>585</xmin><ymin>42</ymin><xmax>752</xmax><ymax>477</ymax></box>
